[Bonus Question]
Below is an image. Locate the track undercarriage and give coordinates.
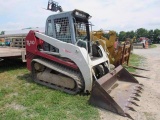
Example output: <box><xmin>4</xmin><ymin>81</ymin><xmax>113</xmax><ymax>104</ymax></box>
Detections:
<box><xmin>31</xmin><ymin>58</ymin><xmax>84</xmax><ymax>94</ymax></box>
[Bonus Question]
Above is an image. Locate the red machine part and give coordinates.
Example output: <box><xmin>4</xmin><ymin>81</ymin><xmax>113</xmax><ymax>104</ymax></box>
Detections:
<box><xmin>25</xmin><ymin>30</ymin><xmax>78</xmax><ymax>71</ymax></box>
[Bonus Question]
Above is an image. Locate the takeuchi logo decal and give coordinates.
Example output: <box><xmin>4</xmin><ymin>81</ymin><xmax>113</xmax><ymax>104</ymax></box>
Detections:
<box><xmin>26</xmin><ymin>40</ymin><xmax>35</xmax><ymax>46</ymax></box>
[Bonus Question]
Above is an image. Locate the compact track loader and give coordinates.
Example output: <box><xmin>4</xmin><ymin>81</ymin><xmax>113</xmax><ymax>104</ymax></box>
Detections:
<box><xmin>26</xmin><ymin>1</ymin><xmax>143</xmax><ymax>117</ymax></box>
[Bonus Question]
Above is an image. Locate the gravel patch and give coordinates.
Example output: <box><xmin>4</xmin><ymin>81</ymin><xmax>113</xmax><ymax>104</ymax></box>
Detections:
<box><xmin>99</xmin><ymin>44</ymin><xmax>160</xmax><ymax>120</ymax></box>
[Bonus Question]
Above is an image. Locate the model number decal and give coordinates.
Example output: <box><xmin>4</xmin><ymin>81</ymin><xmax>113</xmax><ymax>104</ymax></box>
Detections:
<box><xmin>26</xmin><ymin>40</ymin><xmax>35</xmax><ymax>46</ymax></box>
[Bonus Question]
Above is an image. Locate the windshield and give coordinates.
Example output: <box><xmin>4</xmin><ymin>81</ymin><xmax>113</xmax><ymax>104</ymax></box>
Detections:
<box><xmin>75</xmin><ymin>22</ymin><xmax>87</xmax><ymax>40</ymax></box>
<box><xmin>74</xmin><ymin>21</ymin><xmax>91</xmax><ymax>53</ymax></box>
<box><xmin>74</xmin><ymin>21</ymin><xmax>90</xmax><ymax>42</ymax></box>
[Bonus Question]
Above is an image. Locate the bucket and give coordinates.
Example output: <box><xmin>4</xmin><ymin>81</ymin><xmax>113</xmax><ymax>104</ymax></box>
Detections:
<box><xmin>89</xmin><ymin>65</ymin><xmax>143</xmax><ymax>117</ymax></box>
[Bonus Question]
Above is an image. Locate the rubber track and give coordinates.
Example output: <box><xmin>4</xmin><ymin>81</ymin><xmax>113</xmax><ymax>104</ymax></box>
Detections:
<box><xmin>31</xmin><ymin>58</ymin><xmax>84</xmax><ymax>94</ymax></box>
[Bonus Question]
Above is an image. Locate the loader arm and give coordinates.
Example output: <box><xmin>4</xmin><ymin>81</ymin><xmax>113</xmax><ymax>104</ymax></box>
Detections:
<box><xmin>91</xmin><ymin>30</ymin><xmax>117</xmax><ymax>64</ymax></box>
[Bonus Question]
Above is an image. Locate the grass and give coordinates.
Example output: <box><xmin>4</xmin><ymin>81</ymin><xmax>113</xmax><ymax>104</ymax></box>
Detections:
<box><xmin>149</xmin><ymin>44</ymin><xmax>157</xmax><ymax>48</ymax></box>
<box><xmin>0</xmin><ymin>58</ymin><xmax>99</xmax><ymax>120</ymax></box>
<box><xmin>0</xmin><ymin>53</ymin><xmax>144</xmax><ymax>120</ymax></box>
<box><xmin>124</xmin><ymin>54</ymin><xmax>145</xmax><ymax>72</ymax></box>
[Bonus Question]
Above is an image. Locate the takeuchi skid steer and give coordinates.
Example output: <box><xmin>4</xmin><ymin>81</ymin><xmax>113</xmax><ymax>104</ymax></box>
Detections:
<box><xmin>25</xmin><ymin>1</ymin><xmax>143</xmax><ymax>118</ymax></box>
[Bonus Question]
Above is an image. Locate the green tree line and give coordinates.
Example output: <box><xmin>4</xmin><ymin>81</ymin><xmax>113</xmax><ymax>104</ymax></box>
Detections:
<box><xmin>0</xmin><ymin>31</ymin><xmax>5</xmax><ymax>35</ymax></box>
<box><xmin>118</xmin><ymin>28</ymin><xmax>160</xmax><ymax>43</ymax></box>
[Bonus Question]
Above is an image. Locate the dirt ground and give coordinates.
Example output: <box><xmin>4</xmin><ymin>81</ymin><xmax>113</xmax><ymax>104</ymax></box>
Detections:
<box><xmin>99</xmin><ymin>44</ymin><xmax>160</xmax><ymax>120</ymax></box>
